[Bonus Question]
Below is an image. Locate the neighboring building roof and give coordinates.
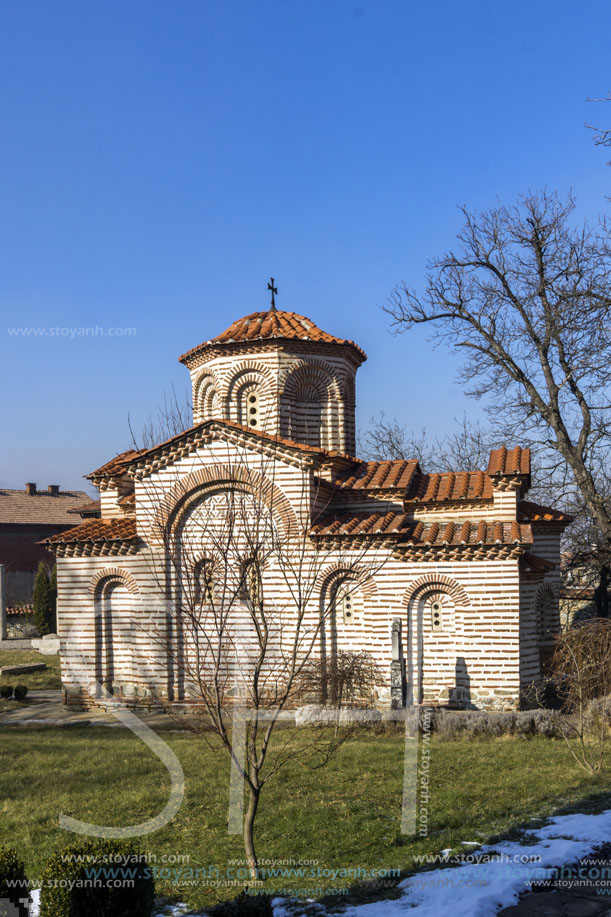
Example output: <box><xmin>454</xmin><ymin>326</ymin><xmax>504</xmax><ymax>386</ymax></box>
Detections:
<box><xmin>311</xmin><ymin>512</ymin><xmax>533</xmax><ymax>546</ymax></box>
<box><xmin>178</xmin><ymin>309</ymin><xmax>367</xmax><ymax>365</ymax></box>
<box><xmin>42</xmin><ymin>517</ymin><xmax>137</xmax><ymax>546</ymax></box>
<box><xmin>0</xmin><ymin>487</ymin><xmax>94</xmax><ymax>525</ymax></box>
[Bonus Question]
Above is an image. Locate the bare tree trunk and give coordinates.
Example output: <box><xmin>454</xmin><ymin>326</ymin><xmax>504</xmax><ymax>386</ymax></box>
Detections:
<box><xmin>244</xmin><ymin>782</ymin><xmax>261</xmax><ymax>881</ymax></box>
<box><xmin>595</xmin><ymin>565</ymin><xmax>610</xmax><ymax>619</ymax></box>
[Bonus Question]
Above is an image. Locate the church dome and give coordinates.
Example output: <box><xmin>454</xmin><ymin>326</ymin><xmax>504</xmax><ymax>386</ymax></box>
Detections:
<box><xmin>179</xmin><ymin>308</ymin><xmax>366</xmax><ymax>367</ymax></box>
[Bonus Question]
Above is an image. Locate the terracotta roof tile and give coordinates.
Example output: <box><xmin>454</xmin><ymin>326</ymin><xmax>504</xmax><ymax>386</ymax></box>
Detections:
<box><xmin>487</xmin><ymin>446</ymin><xmax>530</xmax><ymax>476</ymax></box>
<box><xmin>179</xmin><ymin>309</ymin><xmax>366</xmax><ymax>364</ymax></box>
<box><xmin>118</xmin><ymin>493</ymin><xmax>135</xmax><ymax>507</ymax></box>
<box><xmin>42</xmin><ymin>518</ymin><xmax>137</xmax><ymax>545</ymax></box>
<box><xmin>88</xmin><ymin>450</ymin><xmax>144</xmax><ymax>479</ymax></box>
<box><xmin>334</xmin><ymin>460</ymin><xmax>419</xmax><ymax>490</ymax></box>
<box><xmin>311</xmin><ymin>512</ymin><xmax>533</xmax><ymax>546</ymax></box>
<box><xmin>517</xmin><ymin>500</ymin><xmax>572</xmax><ymax>524</ymax></box>
<box><xmin>405</xmin><ymin>470</ymin><xmax>492</xmax><ymax>503</ymax></box>
<box><xmin>0</xmin><ymin>489</ymin><xmax>95</xmax><ymax>525</ymax></box>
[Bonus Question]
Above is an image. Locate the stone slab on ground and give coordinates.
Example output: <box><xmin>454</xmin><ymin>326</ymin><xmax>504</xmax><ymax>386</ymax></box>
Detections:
<box><xmin>31</xmin><ymin>634</ymin><xmax>60</xmax><ymax>655</ymax></box>
<box><xmin>0</xmin><ymin>662</ymin><xmax>46</xmax><ymax>675</ymax></box>
<box><xmin>0</xmin><ymin>638</ymin><xmax>38</xmax><ymax>651</ymax></box>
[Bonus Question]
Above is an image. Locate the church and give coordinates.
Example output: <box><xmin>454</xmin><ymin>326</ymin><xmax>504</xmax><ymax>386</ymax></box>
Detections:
<box><xmin>45</xmin><ymin>294</ymin><xmax>570</xmax><ymax>711</ymax></box>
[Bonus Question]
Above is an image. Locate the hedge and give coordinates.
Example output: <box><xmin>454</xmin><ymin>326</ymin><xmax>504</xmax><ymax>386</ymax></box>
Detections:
<box><xmin>0</xmin><ymin>846</ymin><xmax>29</xmax><ymax>917</ymax></box>
<box><xmin>39</xmin><ymin>839</ymin><xmax>155</xmax><ymax>917</ymax></box>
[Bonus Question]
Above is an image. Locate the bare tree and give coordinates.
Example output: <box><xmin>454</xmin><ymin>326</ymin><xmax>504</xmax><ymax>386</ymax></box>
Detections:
<box><xmin>359</xmin><ymin>412</ymin><xmax>492</xmax><ymax>472</ymax></box>
<box><xmin>135</xmin><ymin>442</ymin><xmax>385</xmax><ymax>879</ymax></box>
<box><xmin>548</xmin><ymin>619</ymin><xmax>611</xmax><ymax>773</ymax></box>
<box><xmin>385</xmin><ymin>191</ymin><xmax>611</xmax><ymax>616</ymax></box>
<box><xmin>586</xmin><ymin>91</ymin><xmax>611</xmax><ymax>166</ymax></box>
<box><xmin>128</xmin><ymin>385</ymin><xmax>193</xmax><ymax>451</ymax></box>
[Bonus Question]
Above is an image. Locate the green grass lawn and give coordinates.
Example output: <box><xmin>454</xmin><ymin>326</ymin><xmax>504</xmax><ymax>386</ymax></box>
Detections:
<box><xmin>0</xmin><ymin>650</ymin><xmax>61</xmax><ymax>691</ymax></box>
<box><xmin>0</xmin><ymin>726</ymin><xmax>609</xmax><ymax>912</ymax></box>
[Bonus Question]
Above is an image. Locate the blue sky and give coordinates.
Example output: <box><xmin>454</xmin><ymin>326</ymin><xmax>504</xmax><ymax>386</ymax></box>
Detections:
<box><xmin>1</xmin><ymin>0</ymin><xmax>609</xmax><ymax>492</ymax></box>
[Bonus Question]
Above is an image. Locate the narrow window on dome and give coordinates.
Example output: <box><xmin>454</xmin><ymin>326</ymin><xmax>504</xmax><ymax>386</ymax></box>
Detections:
<box><xmin>239</xmin><ymin>388</ymin><xmax>260</xmax><ymax>428</ymax></box>
<box><xmin>247</xmin><ymin>391</ymin><xmax>259</xmax><ymax>428</ymax></box>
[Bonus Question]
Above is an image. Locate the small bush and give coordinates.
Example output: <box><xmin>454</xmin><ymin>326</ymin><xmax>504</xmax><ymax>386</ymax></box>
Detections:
<box><xmin>0</xmin><ymin>685</ymin><xmax>14</xmax><ymax>699</ymax></box>
<box><xmin>39</xmin><ymin>839</ymin><xmax>155</xmax><ymax>917</ymax></box>
<box><xmin>13</xmin><ymin>685</ymin><xmax>28</xmax><ymax>701</ymax></box>
<box><xmin>383</xmin><ymin>707</ymin><xmax>562</xmax><ymax>738</ymax></box>
<box><xmin>0</xmin><ymin>846</ymin><xmax>29</xmax><ymax>916</ymax></box>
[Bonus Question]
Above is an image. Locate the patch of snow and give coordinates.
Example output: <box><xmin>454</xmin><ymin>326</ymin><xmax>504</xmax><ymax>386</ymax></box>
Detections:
<box><xmin>273</xmin><ymin>808</ymin><xmax>611</xmax><ymax>917</ymax></box>
<box><xmin>29</xmin><ymin>888</ymin><xmax>40</xmax><ymax>916</ymax></box>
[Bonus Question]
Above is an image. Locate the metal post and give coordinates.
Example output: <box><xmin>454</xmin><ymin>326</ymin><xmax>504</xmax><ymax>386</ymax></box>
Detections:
<box><xmin>0</xmin><ymin>564</ymin><xmax>7</xmax><ymax>642</ymax></box>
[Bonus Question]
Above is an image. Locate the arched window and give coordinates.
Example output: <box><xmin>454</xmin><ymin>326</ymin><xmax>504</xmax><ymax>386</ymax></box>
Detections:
<box><xmin>241</xmin><ymin>559</ymin><xmax>262</xmax><ymax>606</ymax></box>
<box><xmin>93</xmin><ymin>576</ymin><xmax>135</xmax><ymax>698</ymax></box>
<box><xmin>281</xmin><ymin>368</ymin><xmax>329</xmax><ymax>448</ymax></box>
<box><xmin>292</xmin><ymin>383</ymin><xmax>322</xmax><ymax>447</ymax></box>
<box><xmin>194</xmin><ymin>558</ymin><xmax>214</xmax><ymax>605</ymax></box>
<box><xmin>331</xmin><ymin>577</ymin><xmax>363</xmax><ymax>627</ymax></box>
<box><xmin>194</xmin><ymin>374</ymin><xmax>219</xmax><ymax>423</ymax></box>
<box><xmin>537</xmin><ymin>586</ymin><xmax>557</xmax><ymax>639</ymax></box>
<box><xmin>239</xmin><ymin>387</ymin><xmax>260</xmax><ymax>429</ymax></box>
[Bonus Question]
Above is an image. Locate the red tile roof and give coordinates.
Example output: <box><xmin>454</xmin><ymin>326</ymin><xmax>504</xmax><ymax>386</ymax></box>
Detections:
<box><xmin>334</xmin><ymin>460</ymin><xmax>419</xmax><ymax>491</ymax></box>
<box><xmin>179</xmin><ymin>309</ymin><xmax>367</xmax><ymax>364</ymax></box>
<box><xmin>487</xmin><ymin>446</ymin><xmax>530</xmax><ymax>476</ymax></box>
<box><xmin>42</xmin><ymin>518</ymin><xmax>137</xmax><ymax>545</ymax></box>
<box><xmin>405</xmin><ymin>470</ymin><xmax>492</xmax><ymax>503</ymax></box>
<box><xmin>517</xmin><ymin>500</ymin><xmax>572</xmax><ymax>524</ymax></box>
<box><xmin>311</xmin><ymin>512</ymin><xmax>533</xmax><ymax>546</ymax></box>
<box><xmin>88</xmin><ymin>449</ymin><xmax>144</xmax><ymax>479</ymax></box>
<box><xmin>0</xmin><ymin>488</ymin><xmax>95</xmax><ymax>525</ymax></box>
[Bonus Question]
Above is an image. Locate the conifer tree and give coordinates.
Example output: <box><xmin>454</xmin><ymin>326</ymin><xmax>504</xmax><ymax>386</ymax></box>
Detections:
<box><xmin>48</xmin><ymin>566</ymin><xmax>57</xmax><ymax>634</ymax></box>
<box><xmin>33</xmin><ymin>562</ymin><xmax>52</xmax><ymax>636</ymax></box>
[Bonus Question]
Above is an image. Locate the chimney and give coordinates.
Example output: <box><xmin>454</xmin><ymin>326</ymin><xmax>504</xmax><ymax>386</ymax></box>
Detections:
<box><xmin>48</xmin><ymin>484</ymin><xmax>60</xmax><ymax>495</ymax></box>
<box><xmin>25</xmin><ymin>483</ymin><xmax>37</xmax><ymax>495</ymax></box>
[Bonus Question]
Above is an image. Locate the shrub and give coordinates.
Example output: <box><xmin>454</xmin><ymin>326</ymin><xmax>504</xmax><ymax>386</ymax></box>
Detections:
<box><xmin>39</xmin><ymin>839</ymin><xmax>155</xmax><ymax>917</ymax></box>
<box><xmin>0</xmin><ymin>846</ymin><xmax>29</xmax><ymax>916</ymax></box>
<box><xmin>382</xmin><ymin>707</ymin><xmax>562</xmax><ymax>738</ymax></box>
<box><xmin>550</xmin><ymin>618</ymin><xmax>611</xmax><ymax>772</ymax></box>
<box><xmin>0</xmin><ymin>685</ymin><xmax>13</xmax><ymax>699</ymax></box>
<box><xmin>13</xmin><ymin>686</ymin><xmax>28</xmax><ymax>701</ymax></box>
<box><xmin>209</xmin><ymin>891</ymin><xmax>274</xmax><ymax>915</ymax></box>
